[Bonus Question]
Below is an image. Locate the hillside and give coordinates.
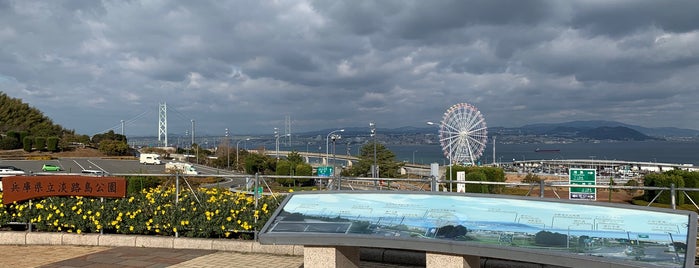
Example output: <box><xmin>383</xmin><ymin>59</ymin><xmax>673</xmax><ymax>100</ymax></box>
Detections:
<box><xmin>579</xmin><ymin>126</ymin><xmax>658</xmax><ymax>141</ymax></box>
<box><xmin>0</xmin><ymin>92</ymin><xmax>68</xmax><ymax>137</ymax></box>
<box><xmin>0</xmin><ymin>92</ymin><xmax>96</xmax><ymax>153</ymax></box>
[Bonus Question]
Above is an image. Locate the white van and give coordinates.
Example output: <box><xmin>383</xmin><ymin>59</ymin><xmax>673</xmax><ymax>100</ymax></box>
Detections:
<box><xmin>140</xmin><ymin>153</ymin><xmax>162</xmax><ymax>165</ymax></box>
<box><xmin>165</xmin><ymin>162</ymin><xmax>199</xmax><ymax>175</ymax></box>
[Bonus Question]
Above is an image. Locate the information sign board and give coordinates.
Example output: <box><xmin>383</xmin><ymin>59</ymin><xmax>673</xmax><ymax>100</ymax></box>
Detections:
<box><xmin>260</xmin><ymin>192</ymin><xmax>698</xmax><ymax>268</ymax></box>
<box><xmin>317</xmin><ymin>166</ymin><xmax>333</xmax><ymax>177</ymax></box>
<box><xmin>569</xmin><ymin>169</ymin><xmax>596</xmax><ymax>200</ymax></box>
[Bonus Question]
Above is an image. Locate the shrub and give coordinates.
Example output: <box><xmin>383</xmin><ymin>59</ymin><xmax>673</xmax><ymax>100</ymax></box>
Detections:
<box><xmin>34</xmin><ymin>137</ymin><xmax>47</xmax><ymax>151</ymax></box>
<box><xmin>23</xmin><ymin>136</ymin><xmax>33</xmax><ymax>152</ymax></box>
<box><xmin>46</xmin><ymin>136</ymin><xmax>60</xmax><ymax>152</ymax></box>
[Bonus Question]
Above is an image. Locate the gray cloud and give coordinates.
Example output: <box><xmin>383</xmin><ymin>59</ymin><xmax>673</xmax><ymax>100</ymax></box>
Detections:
<box><xmin>1</xmin><ymin>0</ymin><xmax>699</xmax><ymax>138</ymax></box>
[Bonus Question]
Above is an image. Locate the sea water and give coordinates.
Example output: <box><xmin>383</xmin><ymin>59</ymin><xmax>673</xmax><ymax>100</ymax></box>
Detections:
<box><xmin>384</xmin><ymin>141</ymin><xmax>699</xmax><ymax>166</ymax></box>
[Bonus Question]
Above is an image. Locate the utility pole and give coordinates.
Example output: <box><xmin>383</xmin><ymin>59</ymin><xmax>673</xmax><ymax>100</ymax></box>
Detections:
<box><xmin>493</xmin><ymin>136</ymin><xmax>496</xmax><ymax>165</ymax></box>
<box><xmin>191</xmin><ymin>120</ymin><xmax>195</xmax><ymax>146</ymax></box>
<box><xmin>370</xmin><ymin>122</ymin><xmax>377</xmax><ymax>179</ymax></box>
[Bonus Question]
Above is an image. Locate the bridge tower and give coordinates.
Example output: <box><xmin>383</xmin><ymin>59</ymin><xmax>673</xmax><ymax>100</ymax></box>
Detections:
<box><xmin>284</xmin><ymin>115</ymin><xmax>291</xmax><ymax>146</ymax></box>
<box><xmin>158</xmin><ymin>102</ymin><xmax>168</xmax><ymax>147</ymax></box>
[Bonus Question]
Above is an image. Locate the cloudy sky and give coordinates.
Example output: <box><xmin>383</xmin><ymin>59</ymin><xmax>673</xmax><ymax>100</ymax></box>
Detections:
<box><xmin>2</xmin><ymin>0</ymin><xmax>699</xmax><ymax>137</ymax></box>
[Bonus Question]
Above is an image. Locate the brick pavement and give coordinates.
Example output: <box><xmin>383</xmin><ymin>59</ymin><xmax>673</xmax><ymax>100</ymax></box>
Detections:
<box><xmin>0</xmin><ymin>245</ymin><xmax>422</xmax><ymax>268</ymax></box>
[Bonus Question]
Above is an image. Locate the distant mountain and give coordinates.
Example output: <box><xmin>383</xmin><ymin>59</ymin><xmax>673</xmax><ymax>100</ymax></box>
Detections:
<box><xmin>579</xmin><ymin>126</ymin><xmax>659</xmax><ymax>141</ymax></box>
<box><xmin>517</xmin><ymin>120</ymin><xmax>699</xmax><ymax>138</ymax></box>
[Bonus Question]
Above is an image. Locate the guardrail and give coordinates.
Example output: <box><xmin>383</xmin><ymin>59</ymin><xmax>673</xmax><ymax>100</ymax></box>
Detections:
<box><xmin>14</xmin><ymin>172</ymin><xmax>699</xmax><ymax>211</ymax></box>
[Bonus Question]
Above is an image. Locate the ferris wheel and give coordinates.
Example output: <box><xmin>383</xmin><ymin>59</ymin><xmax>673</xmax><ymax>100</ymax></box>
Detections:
<box><xmin>438</xmin><ymin>103</ymin><xmax>488</xmax><ymax>165</ymax></box>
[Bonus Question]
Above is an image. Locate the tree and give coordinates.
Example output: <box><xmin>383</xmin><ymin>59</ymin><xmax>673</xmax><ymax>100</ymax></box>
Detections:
<box><xmin>446</xmin><ymin>165</ymin><xmax>506</xmax><ymax>193</ymax></box>
<box><xmin>92</xmin><ymin>130</ymin><xmax>127</xmax><ymax>144</ymax></box>
<box><xmin>275</xmin><ymin>160</ymin><xmax>293</xmax><ymax>184</ymax></box>
<box><xmin>3</xmin><ymin>131</ymin><xmax>21</xmax><ymax>149</ymax></box>
<box><xmin>286</xmin><ymin>151</ymin><xmax>303</xmax><ymax>166</ymax></box>
<box><xmin>275</xmin><ymin>151</ymin><xmax>313</xmax><ymax>186</ymax></box>
<box><xmin>245</xmin><ymin>153</ymin><xmax>274</xmax><ymax>174</ymax></box>
<box><xmin>666</xmin><ymin>170</ymin><xmax>699</xmax><ymax>203</ymax></box>
<box><xmin>296</xmin><ymin>164</ymin><xmax>312</xmax><ymax>176</ymax></box>
<box><xmin>642</xmin><ymin>172</ymin><xmax>685</xmax><ymax>205</ymax></box>
<box><xmin>436</xmin><ymin>225</ymin><xmax>468</xmax><ymax>239</ymax></box>
<box><xmin>534</xmin><ymin>231</ymin><xmax>567</xmax><ymax>246</ymax></box>
<box><xmin>98</xmin><ymin>140</ymin><xmax>130</xmax><ymax>156</ymax></box>
<box><xmin>342</xmin><ymin>141</ymin><xmax>403</xmax><ymax>178</ymax></box>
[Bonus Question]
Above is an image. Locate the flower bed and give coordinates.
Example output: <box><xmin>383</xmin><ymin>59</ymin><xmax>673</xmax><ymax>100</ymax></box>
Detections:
<box><xmin>0</xmin><ymin>187</ymin><xmax>280</xmax><ymax>238</ymax></box>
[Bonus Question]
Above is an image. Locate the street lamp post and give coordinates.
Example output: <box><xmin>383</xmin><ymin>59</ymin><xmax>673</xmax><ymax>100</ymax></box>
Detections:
<box><xmin>326</xmin><ymin>129</ymin><xmax>345</xmax><ymax>169</ymax></box>
<box><xmin>274</xmin><ymin>128</ymin><xmax>280</xmax><ymax>159</ymax></box>
<box><xmin>331</xmin><ymin>134</ymin><xmax>340</xmax><ymax>170</ymax></box>
<box><xmin>276</xmin><ymin>133</ymin><xmax>290</xmax><ymax>160</ymax></box>
<box><xmin>225</xmin><ymin>128</ymin><xmax>230</xmax><ymax>170</ymax></box>
<box><xmin>236</xmin><ymin>138</ymin><xmax>250</xmax><ymax>172</ymax></box>
<box><xmin>413</xmin><ymin>150</ymin><xmax>418</xmax><ymax>164</ymax></box>
<box><xmin>427</xmin><ymin>121</ymin><xmax>452</xmax><ymax>191</ymax></box>
<box><xmin>370</xmin><ymin>122</ymin><xmax>377</xmax><ymax>178</ymax></box>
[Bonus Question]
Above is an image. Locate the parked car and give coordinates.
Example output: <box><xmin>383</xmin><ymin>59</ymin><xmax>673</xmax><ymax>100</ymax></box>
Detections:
<box><xmin>42</xmin><ymin>164</ymin><xmax>61</xmax><ymax>171</ymax></box>
<box><xmin>81</xmin><ymin>169</ymin><xmax>106</xmax><ymax>176</ymax></box>
<box><xmin>0</xmin><ymin>168</ymin><xmax>25</xmax><ymax>176</ymax></box>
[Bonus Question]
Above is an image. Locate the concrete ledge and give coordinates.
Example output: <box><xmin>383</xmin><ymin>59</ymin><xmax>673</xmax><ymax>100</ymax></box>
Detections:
<box><xmin>62</xmin><ymin>233</ymin><xmax>100</xmax><ymax>246</ymax></box>
<box><xmin>173</xmin><ymin>237</ymin><xmax>212</xmax><ymax>250</ymax></box>
<box><xmin>293</xmin><ymin>245</ymin><xmax>304</xmax><ymax>256</ymax></box>
<box><xmin>135</xmin><ymin>235</ymin><xmax>173</xmax><ymax>248</ymax></box>
<box><xmin>26</xmin><ymin>232</ymin><xmax>63</xmax><ymax>245</ymax></box>
<box><xmin>251</xmin><ymin>243</ymin><xmax>296</xmax><ymax>255</ymax></box>
<box><xmin>98</xmin><ymin>234</ymin><xmax>137</xmax><ymax>247</ymax></box>
<box><xmin>0</xmin><ymin>231</ymin><xmax>26</xmax><ymax>245</ymax></box>
<box><xmin>212</xmin><ymin>239</ymin><xmax>254</xmax><ymax>253</ymax></box>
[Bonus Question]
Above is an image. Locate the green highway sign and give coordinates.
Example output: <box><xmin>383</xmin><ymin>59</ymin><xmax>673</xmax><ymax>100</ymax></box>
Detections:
<box><xmin>317</xmin><ymin>166</ymin><xmax>334</xmax><ymax>177</ymax></box>
<box><xmin>569</xmin><ymin>168</ymin><xmax>596</xmax><ymax>200</ymax></box>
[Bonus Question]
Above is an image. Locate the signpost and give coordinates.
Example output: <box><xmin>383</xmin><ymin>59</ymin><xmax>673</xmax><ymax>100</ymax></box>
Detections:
<box><xmin>569</xmin><ymin>168</ymin><xmax>596</xmax><ymax>200</ymax></box>
<box><xmin>317</xmin><ymin>166</ymin><xmax>334</xmax><ymax>177</ymax></box>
